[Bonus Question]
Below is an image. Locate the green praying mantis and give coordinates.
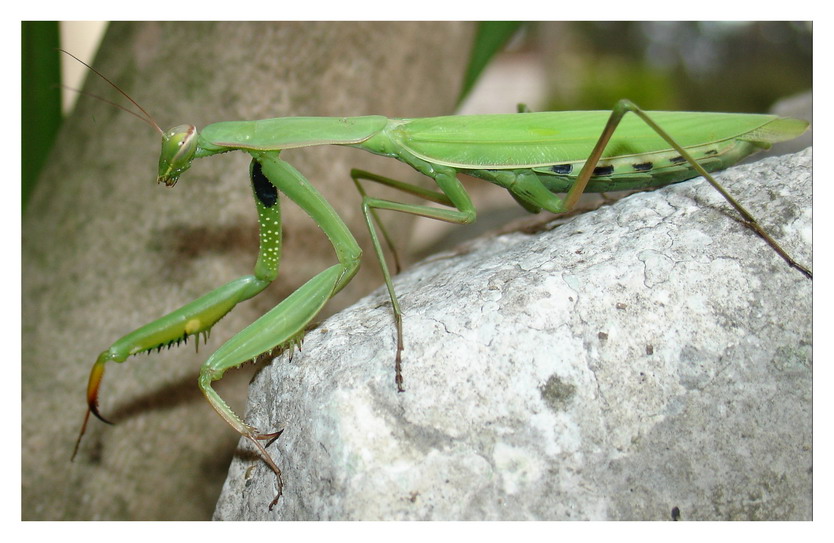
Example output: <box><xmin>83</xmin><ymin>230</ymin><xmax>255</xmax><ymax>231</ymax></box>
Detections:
<box><xmin>65</xmin><ymin>51</ymin><xmax>811</xmax><ymax>510</ymax></box>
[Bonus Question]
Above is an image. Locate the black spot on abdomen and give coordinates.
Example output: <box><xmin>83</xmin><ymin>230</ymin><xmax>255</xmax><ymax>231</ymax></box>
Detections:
<box><xmin>593</xmin><ymin>165</ymin><xmax>614</xmax><ymax>176</ymax></box>
<box><xmin>551</xmin><ymin>164</ymin><xmax>573</xmax><ymax>175</ymax></box>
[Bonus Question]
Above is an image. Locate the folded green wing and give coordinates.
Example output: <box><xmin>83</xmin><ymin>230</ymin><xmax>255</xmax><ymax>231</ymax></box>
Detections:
<box><xmin>393</xmin><ymin>111</ymin><xmax>808</xmax><ymax>169</ymax></box>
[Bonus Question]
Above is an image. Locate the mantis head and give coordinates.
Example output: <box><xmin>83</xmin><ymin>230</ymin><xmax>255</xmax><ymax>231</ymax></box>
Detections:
<box><xmin>56</xmin><ymin>51</ymin><xmax>194</xmax><ymax>185</ymax></box>
<box><xmin>157</xmin><ymin>124</ymin><xmax>199</xmax><ymax>186</ymax></box>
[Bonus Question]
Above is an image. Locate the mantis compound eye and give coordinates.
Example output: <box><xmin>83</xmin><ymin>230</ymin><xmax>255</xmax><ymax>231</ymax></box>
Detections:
<box><xmin>158</xmin><ymin>124</ymin><xmax>198</xmax><ymax>186</ymax></box>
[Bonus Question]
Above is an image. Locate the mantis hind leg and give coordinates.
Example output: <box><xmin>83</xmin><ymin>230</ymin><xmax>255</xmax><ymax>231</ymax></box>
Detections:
<box><xmin>568</xmin><ymin>99</ymin><xmax>811</xmax><ymax>279</ymax></box>
<box><xmin>350</xmin><ymin>161</ymin><xmax>476</xmax><ymax>391</ymax></box>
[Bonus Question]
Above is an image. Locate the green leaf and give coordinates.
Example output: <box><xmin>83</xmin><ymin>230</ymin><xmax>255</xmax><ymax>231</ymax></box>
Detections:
<box><xmin>457</xmin><ymin>22</ymin><xmax>524</xmax><ymax>106</ymax></box>
<box><xmin>22</xmin><ymin>21</ymin><xmax>62</xmax><ymax>211</ymax></box>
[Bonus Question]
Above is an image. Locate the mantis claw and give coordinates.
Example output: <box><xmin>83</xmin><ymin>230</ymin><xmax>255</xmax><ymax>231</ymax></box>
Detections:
<box><xmin>268</xmin><ymin>487</ymin><xmax>282</xmax><ymax>511</ymax></box>
<box><xmin>72</xmin><ymin>355</ymin><xmax>113</xmax><ymax>460</ymax></box>
<box><xmin>85</xmin><ymin>356</ymin><xmax>113</xmax><ymax>424</ymax></box>
<box><xmin>258</xmin><ymin>428</ymin><xmax>285</xmax><ymax>448</ymax></box>
<box><xmin>89</xmin><ymin>403</ymin><xmax>114</xmax><ymax>425</ymax></box>
<box><xmin>245</xmin><ymin>432</ymin><xmax>284</xmax><ymax>510</ymax></box>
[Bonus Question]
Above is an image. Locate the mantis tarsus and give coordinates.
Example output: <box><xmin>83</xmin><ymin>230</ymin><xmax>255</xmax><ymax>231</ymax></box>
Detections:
<box><xmin>65</xmin><ymin>51</ymin><xmax>811</xmax><ymax>510</ymax></box>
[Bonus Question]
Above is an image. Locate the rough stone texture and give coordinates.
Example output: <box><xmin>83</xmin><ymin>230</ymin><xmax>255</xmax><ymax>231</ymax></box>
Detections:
<box><xmin>22</xmin><ymin>21</ymin><xmax>473</xmax><ymax>520</ymax></box>
<box><xmin>215</xmin><ymin>148</ymin><xmax>812</xmax><ymax>521</ymax></box>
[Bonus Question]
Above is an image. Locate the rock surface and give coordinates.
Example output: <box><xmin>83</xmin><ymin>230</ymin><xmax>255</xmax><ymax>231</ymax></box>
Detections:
<box><xmin>215</xmin><ymin>148</ymin><xmax>812</xmax><ymax>520</ymax></box>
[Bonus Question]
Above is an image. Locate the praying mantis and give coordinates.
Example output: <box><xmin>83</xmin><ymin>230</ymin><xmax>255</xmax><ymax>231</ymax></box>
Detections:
<box><xmin>65</xmin><ymin>51</ymin><xmax>811</xmax><ymax>511</ymax></box>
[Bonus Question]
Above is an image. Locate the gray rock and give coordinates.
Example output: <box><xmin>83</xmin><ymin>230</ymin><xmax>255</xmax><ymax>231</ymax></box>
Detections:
<box><xmin>215</xmin><ymin>148</ymin><xmax>812</xmax><ymax>520</ymax></box>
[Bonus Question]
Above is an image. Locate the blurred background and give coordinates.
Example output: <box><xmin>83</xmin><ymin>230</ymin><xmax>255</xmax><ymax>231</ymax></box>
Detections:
<box><xmin>460</xmin><ymin>21</ymin><xmax>811</xmax><ymax>114</ymax></box>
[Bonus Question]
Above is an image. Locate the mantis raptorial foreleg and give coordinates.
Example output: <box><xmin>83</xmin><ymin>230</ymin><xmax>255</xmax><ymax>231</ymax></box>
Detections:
<box><xmin>75</xmin><ymin>153</ymin><xmax>362</xmax><ymax>509</ymax></box>
<box><xmin>200</xmin><ymin>154</ymin><xmax>362</xmax><ymax>508</ymax></box>
<box><xmin>72</xmin><ymin>157</ymin><xmax>284</xmax><ymax>458</ymax></box>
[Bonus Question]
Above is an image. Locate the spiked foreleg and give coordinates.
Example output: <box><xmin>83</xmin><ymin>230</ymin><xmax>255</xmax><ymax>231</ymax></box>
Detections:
<box><xmin>198</xmin><ymin>154</ymin><xmax>362</xmax><ymax>508</ymax></box>
<box><xmin>73</xmin><ymin>156</ymin><xmax>284</xmax><ymax>460</ymax></box>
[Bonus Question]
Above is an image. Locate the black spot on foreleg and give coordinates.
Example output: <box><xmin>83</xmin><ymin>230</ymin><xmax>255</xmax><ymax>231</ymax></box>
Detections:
<box><xmin>252</xmin><ymin>161</ymin><xmax>279</xmax><ymax>208</ymax></box>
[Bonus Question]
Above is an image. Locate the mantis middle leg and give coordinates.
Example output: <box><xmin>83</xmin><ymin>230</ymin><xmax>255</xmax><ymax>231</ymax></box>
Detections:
<box><xmin>351</xmin><ymin>158</ymin><xmax>476</xmax><ymax>392</ymax></box>
<box><xmin>565</xmin><ymin>99</ymin><xmax>812</xmax><ymax>279</ymax></box>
